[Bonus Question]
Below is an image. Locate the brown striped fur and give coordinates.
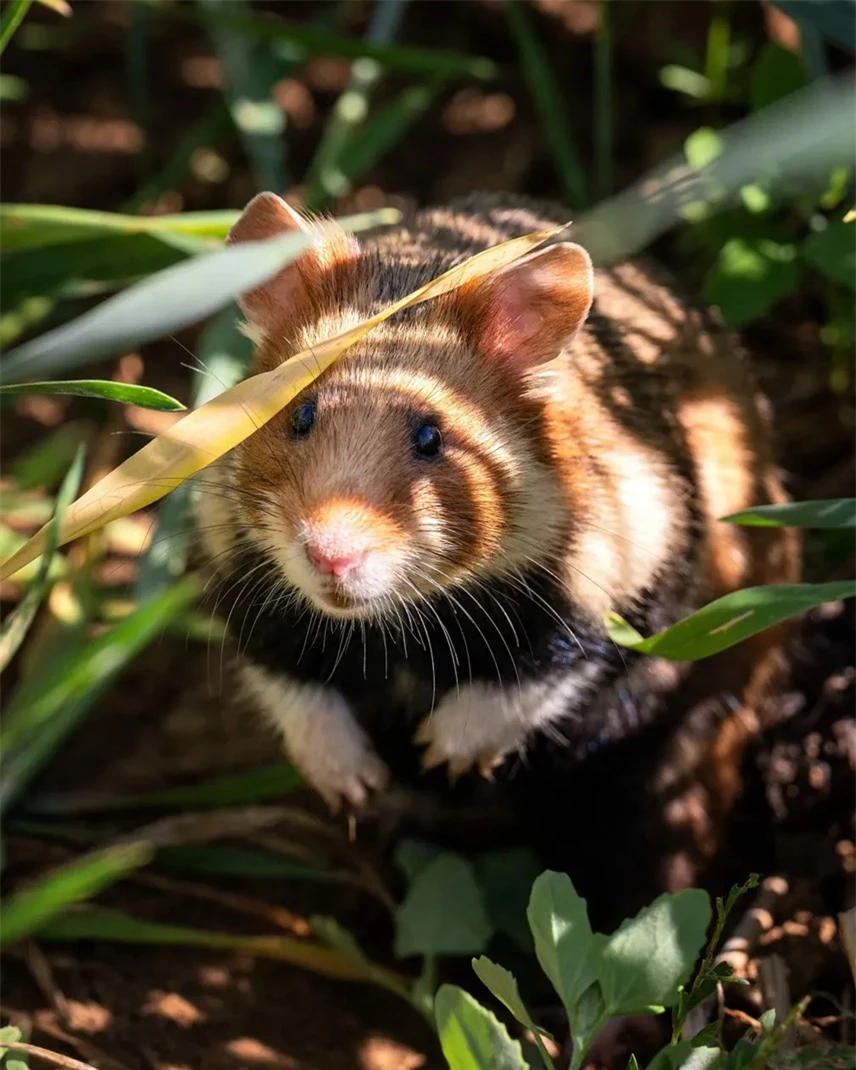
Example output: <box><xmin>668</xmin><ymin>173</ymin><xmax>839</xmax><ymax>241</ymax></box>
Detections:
<box><xmin>196</xmin><ymin>192</ymin><xmax>799</xmax><ymax>890</ymax></box>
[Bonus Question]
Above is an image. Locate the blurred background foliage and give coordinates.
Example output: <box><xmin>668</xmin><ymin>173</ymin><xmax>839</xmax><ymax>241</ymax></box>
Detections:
<box><xmin>0</xmin><ymin>1</ymin><xmax>853</xmax><ymax>1068</ymax></box>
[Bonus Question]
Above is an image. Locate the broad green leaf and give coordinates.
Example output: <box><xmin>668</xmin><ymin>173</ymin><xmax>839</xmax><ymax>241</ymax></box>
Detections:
<box><xmin>0</xmin><ymin>380</ymin><xmax>185</xmax><ymax>411</ymax></box>
<box><xmin>472</xmin><ymin>956</ymin><xmax>554</xmax><ymax>1069</ymax></box>
<box><xmin>606</xmin><ymin>581</ymin><xmax>856</xmax><ymax>662</ymax></box>
<box><xmin>3</xmin><ymin>209</ymin><xmax>396</xmax><ymax>380</ymax></box>
<box><xmin>0</xmin><ymin>445</ymin><xmax>84</xmax><ymax>672</ymax></box>
<box><xmin>750</xmin><ymin>42</ymin><xmax>807</xmax><ymax>112</ymax></box>
<box><xmin>0</xmin><ymin>204</ymin><xmax>238</xmax><ymax>251</ymax></box>
<box><xmin>38</xmin><ymin>907</ymin><xmax>367</xmax><ymax>981</ymax></box>
<box><xmin>475</xmin><ymin>847</ymin><xmax>541</xmax><ymax>954</ymax></box>
<box><xmin>0</xmin><ymin>842</ymin><xmax>152</xmax><ymax>945</ymax></box>
<box><xmin>0</xmin><ymin>224</ymin><xmax>560</xmax><ymax>581</ymax></box>
<box><xmin>435</xmin><ymin>984</ymin><xmax>528</xmax><ymax>1070</ymax></box>
<box><xmin>395</xmin><ymin>838</ymin><xmax>445</xmax><ymax>883</ymax></box>
<box><xmin>169</xmin><ymin>4</ymin><xmax>497</xmax><ymax>81</ymax></box>
<box><xmin>25</xmin><ymin>763</ymin><xmax>302</xmax><ymax>815</ymax></box>
<box><xmin>598</xmin><ymin>889</ymin><xmax>711</xmax><ymax>1016</ymax></box>
<box><xmin>804</xmin><ymin>219</ymin><xmax>856</xmax><ymax>288</ymax></box>
<box><xmin>395</xmin><ymin>854</ymin><xmax>493</xmax><ymax>959</ymax></box>
<box><xmin>704</xmin><ymin>236</ymin><xmax>800</xmax><ymax>326</ymax></box>
<box><xmin>0</xmin><ymin>577</ymin><xmax>199</xmax><ymax>814</ymax></box>
<box><xmin>646</xmin><ymin>1043</ymin><xmax>724</xmax><ymax>1070</ymax></box>
<box><xmin>506</xmin><ymin>0</ymin><xmax>586</xmax><ymax>205</ymax></box>
<box><xmin>723</xmin><ymin>498</ymin><xmax>856</xmax><ymax>529</ymax></box>
<box><xmin>526</xmin><ymin>871</ymin><xmax>596</xmax><ymax>1015</ymax></box>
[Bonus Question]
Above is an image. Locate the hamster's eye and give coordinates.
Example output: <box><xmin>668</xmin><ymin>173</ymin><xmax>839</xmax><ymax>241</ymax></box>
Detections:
<box><xmin>413</xmin><ymin>421</ymin><xmax>442</xmax><ymax>459</ymax></box>
<box><xmin>291</xmin><ymin>400</ymin><xmax>316</xmax><ymax>439</ymax></box>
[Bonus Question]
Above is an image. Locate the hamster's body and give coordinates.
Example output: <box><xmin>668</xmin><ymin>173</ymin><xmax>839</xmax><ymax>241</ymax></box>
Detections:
<box><xmin>197</xmin><ymin>192</ymin><xmax>798</xmax><ymax>925</ymax></box>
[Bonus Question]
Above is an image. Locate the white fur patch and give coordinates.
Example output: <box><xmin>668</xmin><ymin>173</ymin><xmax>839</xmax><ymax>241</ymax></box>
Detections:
<box><xmin>241</xmin><ymin>664</ymin><xmax>389</xmax><ymax>809</ymax></box>
<box><xmin>414</xmin><ymin>666</ymin><xmax>602</xmax><ymax>776</ymax></box>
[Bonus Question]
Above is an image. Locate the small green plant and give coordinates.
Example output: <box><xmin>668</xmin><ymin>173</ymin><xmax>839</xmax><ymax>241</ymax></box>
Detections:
<box><xmin>431</xmin><ymin>869</ymin><xmax>807</xmax><ymax>1070</ymax></box>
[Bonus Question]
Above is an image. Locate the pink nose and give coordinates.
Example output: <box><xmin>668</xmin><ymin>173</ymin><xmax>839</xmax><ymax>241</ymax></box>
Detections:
<box><xmin>306</xmin><ymin>545</ymin><xmax>366</xmax><ymax>578</ymax></box>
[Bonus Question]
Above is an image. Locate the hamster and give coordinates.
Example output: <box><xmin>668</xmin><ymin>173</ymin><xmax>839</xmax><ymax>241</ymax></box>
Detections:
<box><xmin>196</xmin><ymin>191</ymin><xmax>799</xmax><ymax>920</ymax></box>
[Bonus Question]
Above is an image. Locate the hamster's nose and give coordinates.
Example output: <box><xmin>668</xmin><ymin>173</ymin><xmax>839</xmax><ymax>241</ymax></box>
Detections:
<box><xmin>306</xmin><ymin>545</ymin><xmax>367</xmax><ymax>578</ymax></box>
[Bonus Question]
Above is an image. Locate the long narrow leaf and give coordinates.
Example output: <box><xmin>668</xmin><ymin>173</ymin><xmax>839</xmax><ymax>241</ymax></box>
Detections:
<box><xmin>0</xmin><ymin>380</ymin><xmax>185</xmax><ymax>411</ymax></box>
<box><xmin>0</xmin><ymin>203</ymin><xmax>239</xmax><ymax>251</ymax></box>
<box><xmin>0</xmin><ymin>445</ymin><xmax>84</xmax><ymax>672</ymax></box>
<box><xmin>0</xmin><ymin>577</ymin><xmax>199</xmax><ymax>814</ymax></box>
<box><xmin>167</xmin><ymin>4</ymin><xmax>497</xmax><ymax>81</ymax></box>
<box><xmin>0</xmin><ymin>0</ymin><xmax>32</xmax><ymax>54</ymax></box>
<box><xmin>0</xmin><ymin>843</ymin><xmax>152</xmax><ymax>946</ymax></box>
<box><xmin>722</xmin><ymin>498</ymin><xmax>856</xmax><ymax>529</ymax></box>
<box><xmin>199</xmin><ymin>0</ymin><xmax>287</xmax><ymax>191</ymax></box>
<box><xmin>3</xmin><ymin>209</ymin><xmax>397</xmax><ymax>381</ymax></box>
<box><xmin>607</xmin><ymin>581</ymin><xmax>856</xmax><ymax>662</ymax></box>
<box><xmin>506</xmin><ymin>0</ymin><xmax>587</xmax><ymax>205</ymax></box>
<box><xmin>25</xmin><ymin>763</ymin><xmax>303</xmax><ymax>815</ymax></box>
<box><xmin>38</xmin><ymin>907</ymin><xmax>372</xmax><ymax>982</ymax></box>
<box><xmin>0</xmin><ymin>224</ymin><xmax>561</xmax><ymax>580</ymax></box>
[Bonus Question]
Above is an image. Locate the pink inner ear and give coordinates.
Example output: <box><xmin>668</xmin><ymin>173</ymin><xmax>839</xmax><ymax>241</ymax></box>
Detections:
<box><xmin>474</xmin><ymin>241</ymin><xmax>594</xmax><ymax>370</ymax></box>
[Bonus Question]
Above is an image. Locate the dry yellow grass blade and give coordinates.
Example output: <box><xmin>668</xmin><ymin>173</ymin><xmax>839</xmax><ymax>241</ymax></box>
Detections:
<box><xmin>1</xmin><ymin>224</ymin><xmax>563</xmax><ymax>581</ymax></box>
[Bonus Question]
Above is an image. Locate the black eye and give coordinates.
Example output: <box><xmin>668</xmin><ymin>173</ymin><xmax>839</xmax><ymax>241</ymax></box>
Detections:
<box><xmin>291</xmin><ymin>400</ymin><xmax>316</xmax><ymax>439</ymax></box>
<box><xmin>413</xmin><ymin>421</ymin><xmax>442</xmax><ymax>458</ymax></box>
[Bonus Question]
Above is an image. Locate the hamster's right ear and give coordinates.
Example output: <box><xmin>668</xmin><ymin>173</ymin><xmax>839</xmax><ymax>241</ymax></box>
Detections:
<box><xmin>227</xmin><ymin>192</ymin><xmax>360</xmax><ymax>335</ymax></box>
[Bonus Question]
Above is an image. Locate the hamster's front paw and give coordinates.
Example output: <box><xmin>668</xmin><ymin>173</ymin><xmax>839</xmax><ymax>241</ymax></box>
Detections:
<box><xmin>289</xmin><ymin>706</ymin><xmax>390</xmax><ymax>811</ymax></box>
<box><xmin>414</xmin><ymin>685</ymin><xmax>524</xmax><ymax>780</ymax></box>
<box><xmin>241</xmin><ymin>667</ymin><xmax>390</xmax><ymax>813</ymax></box>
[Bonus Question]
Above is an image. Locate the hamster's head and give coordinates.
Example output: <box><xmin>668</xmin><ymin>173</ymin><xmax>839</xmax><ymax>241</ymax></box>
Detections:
<box><xmin>224</xmin><ymin>193</ymin><xmax>594</xmax><ymax>621</ymax></box>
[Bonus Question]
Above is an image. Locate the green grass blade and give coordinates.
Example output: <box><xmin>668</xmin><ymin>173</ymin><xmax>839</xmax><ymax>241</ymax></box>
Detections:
<box><xmin>333</xmin><ymin>81</ymin><xmax>443</xmax><ymax>199</ymax></box>
<box><xmin>156</xmin><ymin>845</ymin><xmax>330</xmax><ymax>881</ymax></box>
<box><xmin>505</xmin><ymin>0</ymin><xmax>587</xmax><ymax>206</ymax></box>
<box><xmin>0</xmin><ymin>445</ymin><xmax>84</xmax><ymax>672</ymax></box>
<box><xmin>594</xmin><ymin>0</ymin><xmax>614</xmax><ymax>198</ymax></box>
<box><xmin>37</xmin><ymin>907</ymin><xmax>370</xmax><ymax>981</ymax></box>
<box><xmin>722</xmin><ymin>498</ymin><xmax>856</xmax><ymax>529</ymax></box>
<box><xmin>8</xmin><ymin>423</ymin><xmax>82</xmax><ymax>491</ymax></box>
<box><xmin>0</xmin><ymin>380</ymin><xmax>185</xmax><ymax>411</ymax></box>
<box><xmin>0</xmin><ymin>843</ymin><xmax>152</xmax><ymax>946</ymax></box>
<box><xmin>0</xmin><ymin>0</ymin><xmax>33</xmax><ymax>54</ymax></box>
<box><xmin>305</xmin><ymin>0</ymin><xmax>410</xmax><ymax>208</ymax></box>
<box><xmin>167</xmin><ymin>3</ymin><xmax>496</xmax><ymax>81</ymax></box>
<box><xmin>3</xmin><ymin>208</ymin><xmax>398</xmax><ymax>380</ymax></box>
<box><xmin>607</xmin><ymin>581</ymin><xmax>856</xmax><ymax>662</ymax></box>
<box><xmin>0</xmin><ymin>577</ymin><xmax>200</xmax><ymax>815</ymax></box>
<box><xmin>25</xmin><ymin>763</ymin><xmax>303</xmax><ymax>816</ymax></box>
<box><xmin>198</xmin><ymin>0</ymin><xmax>287</xmax><ymax>192</ymax></box>
<box><xmin>0</xmin><ymin>203</ymin><xmax>239</xmax><ymax>251</ymax></box>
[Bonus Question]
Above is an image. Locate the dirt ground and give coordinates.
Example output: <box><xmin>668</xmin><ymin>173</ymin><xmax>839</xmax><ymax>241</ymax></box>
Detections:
<box><xmin>1</xmin><ymin>2</ymin><xmax>854</xmax><ymax>1069</ymax></box>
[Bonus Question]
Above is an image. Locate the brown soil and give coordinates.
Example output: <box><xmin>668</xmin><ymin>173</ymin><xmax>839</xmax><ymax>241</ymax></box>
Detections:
<box><xmin>1</xmin><ymin>3</ymin><xmax>854</xmax><ymax>1069</ymax></box>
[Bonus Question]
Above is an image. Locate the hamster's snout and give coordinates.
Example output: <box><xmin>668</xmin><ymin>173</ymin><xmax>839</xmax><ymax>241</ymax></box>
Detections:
<box><xmin>305</xmin><ymin>543</ymin><xmax>367</xmax><ymax>578</ymax></box>
<box><xmin>283</xmin><ymin>500</ymin><xmax>409</xmax><ymax>618</ymax></box>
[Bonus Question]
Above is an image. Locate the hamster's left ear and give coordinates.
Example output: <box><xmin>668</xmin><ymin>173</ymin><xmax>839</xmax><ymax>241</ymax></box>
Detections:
<box><xmin>459</xmin><ymin>241</ymin><xmax>594</xmax><ymax>371</ymax></box>
<box><xmin>227</xmin><ymin>192</ymin><xmax>360</xmax><ymax>335</ymax></box>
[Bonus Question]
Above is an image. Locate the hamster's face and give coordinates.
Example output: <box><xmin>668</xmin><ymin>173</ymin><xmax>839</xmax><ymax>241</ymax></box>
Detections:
<box><xmin>233</xmin><ymin>325</ymin><xmax>560</xmax><ymax>620</ymax></box>
<box><xmin>219</xmin><ymin>193</ymin><xmax>594</xmax><ymax>620</ymax></box>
